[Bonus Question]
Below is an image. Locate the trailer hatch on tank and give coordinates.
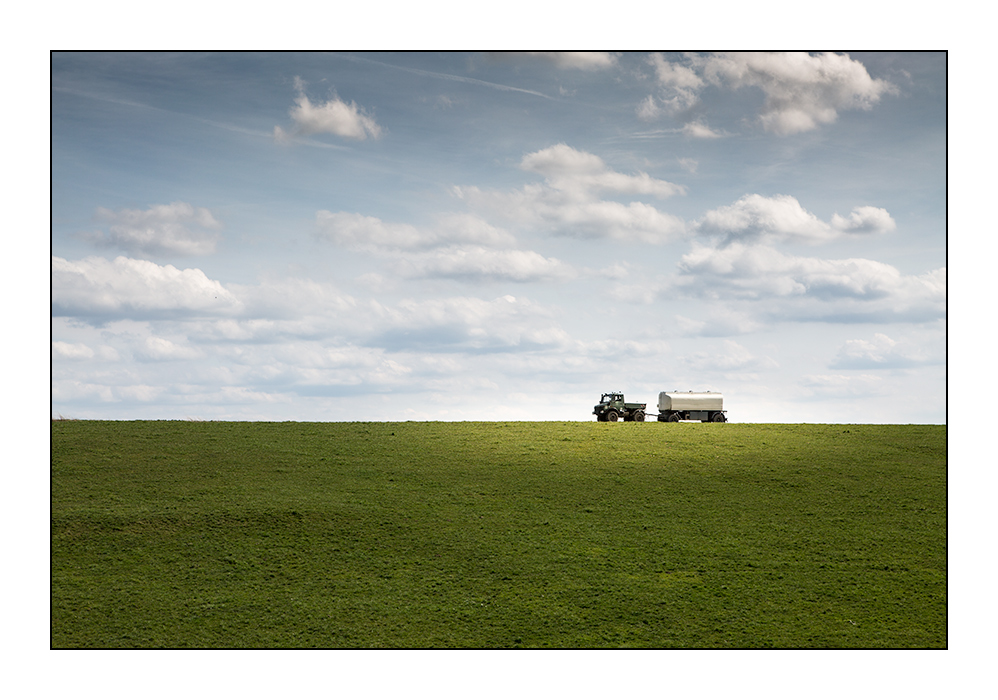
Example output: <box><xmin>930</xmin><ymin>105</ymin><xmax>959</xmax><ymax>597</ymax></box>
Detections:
<box><xmin>657</xmin><ymin>391</ymin><xmax>726</xmax><ymax>422</ymax></box>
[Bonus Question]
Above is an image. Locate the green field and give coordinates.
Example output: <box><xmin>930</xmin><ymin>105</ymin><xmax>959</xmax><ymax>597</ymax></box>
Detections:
<box><xmin>51</xmin><ymin>421</ymin><xmax>946</xmax><ymax>648</ymax></box>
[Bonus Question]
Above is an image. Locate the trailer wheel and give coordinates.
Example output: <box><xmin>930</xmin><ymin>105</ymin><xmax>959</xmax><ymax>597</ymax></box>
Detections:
<box><xmin>606</xmin><ymin>410</ymin><xmax>619</xmax><ymax>422</ymax></box>
<box><xmin>666</xmin><ymin>412</ymin><xmax>679</xmax><ymax>422</ymax></box>
<box><xmin>711</xmin><ymin>412</ymin><xmax>726</xmax><ymax>423</ymax></box>
<box><xmin>634</xmin><ymin>410</ymin><xmax>645</xmax><ymax>422</ymax></box>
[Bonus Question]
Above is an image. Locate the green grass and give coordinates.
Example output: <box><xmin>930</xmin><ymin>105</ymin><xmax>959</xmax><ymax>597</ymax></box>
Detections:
<box><xmin>51</xmin><ymin>421</ymin><xmax>946</xmax><ymax>648</ymax></box>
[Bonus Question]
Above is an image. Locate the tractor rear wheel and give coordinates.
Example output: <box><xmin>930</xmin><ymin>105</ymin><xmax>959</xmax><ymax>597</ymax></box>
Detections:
<box><xmin>634</xmin><ymin>410</ymin><xmax>645</xmax><ymax>422</ymax></box>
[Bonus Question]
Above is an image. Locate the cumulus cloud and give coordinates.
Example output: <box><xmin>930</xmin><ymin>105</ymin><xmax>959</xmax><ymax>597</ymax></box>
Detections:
<box><xmin>830</xmin><ymin>332</ymin><xmax>940</xmax><ymax>369</ymax></box>
<box><xmin>52</xmin><ymin>289</ymin><xmax>574</xmax><ymax>415</ymax></box>
<box><xmin>52</xmin><ymin>380</ymin><xmax>164</xmax><ymax>404</ymax></box>
<box><xmin>800</xmin><ymin>373</ymin><xmax>885</xmax><ymax>398</ymax></box>
<box><xmin>681</xmin><ymin>120</ymin><xmax>725</xmax><ymax>139</ymax></box>
<box><xmin>373</xmin><ymin>294</ymin><xmax>570</xmax><ymax>352</ymax></box>
<box><xmin>579</xmin><ymin>338</ymin><xmax>671</xmax><ymax>360</ymax></box>
<box><xmin>695</xmin><ymin>194</ymin><xmax>896</xmax><ymax>245</ymax></box>
<box><xmin>636</xmin><ymin>95</ymin><xmax>662</xmax><ymax>121</ymax></box>
<box><xmin>489</xmin><ymin>52</ymin><xmax>618</xmax><ymax>70</ymax></box>
<box><xmin>392</xmin><ymin>246</ymin><xmax>576</xmax><ymax>283</ymax></box>
<box><xmin>261</xmin><ymin>345</ymin><xmax>416</xmax><ymax>396</ymax></box>
<box><xmin>675</xmin><ymin>308</ymin><xmax>764</xmax><ymax>337</ymax></box>
<box><xmin>681</xmin><ymin>339</ymin><xmax>778</xmax><ymax>372</ymax></box>
<box><xmin>680</xmin><ymin>243</ymin><xmax>907</xmax><ymax>299</ymax></box>
<box><xmin>83</xmin><ymin>202</ymin><xmax>222</xmax><ymax>256</ymax></box>
<box><xmin>678</xmin><ymin>158</ymin><xmax>699</xmax><ymax>174</ymax></box>
<box><xmin>163</xmin><ymin>275</ymin><xmax>572</xmax><ymax>354</ymax></box>
<box><xmin>650</xmin><ymin>53</ymin><xmax>704</xmax><ymax>93</ymax></box>
<box><xmin>275</xmin><ymin>77</ymin><xmax>381</xmax><ymax>142</ymax></box>
<box><xmin>520</xmin><ymin>144</ymin><xmax>685</xmax><ymax>199</ymax></box>
<box><xmin>456</xmin><ymin>144</ymin><xmax>687</xmax><ymax>243</ymax></box>
<box><xmin>672</xmin><ymin>243</ymin><xmax>946</xmax><ymax>322</ymax></box>
<box><xmin>830</xmin><ymin>206</ymin><xmax>898</xmax><ymax>235</ymax></box>
<box><xmin>644</xmin><ymin>52</ymin><xmax>895</xmax><ymax>136</ymax></box>
<box><xmin>230</xmin><ymin>276</ymin><xmax>359</xmax><ymax>321</ymax></box>
<box><xmin>700</xmin><ymin>52</ymin><xmax>897</xmax><ymax>135</ymax></box>
<box><xmin>135</xmin><ymin>336</ymin><xmax>202</xmax><ymax>361</ymax></box>
<box><xmin>53</xmin><ymin>340</ymin><xmax>120</xmax><ymax>362</ymax></box>
<box><xmin>463</xmin><ymin>189</ymin><xmax>687</xmax><ymax>243</ymax></box>
<box><xmin>315</xmin><ymin>211</ymin><xmax>515</xmax><ymax>251</ymax></box>
<box><xmin>315</xmin><ymin>211</ymin><xmax>571</xmax><ymax>283</ymax></box>
<box><xmin>52</xmin><ymin>255</ymin><xmax>241</xmax><ymax>319</ymax></box>
<box><xmin>53</xmin><ymin>341</ymin><xmax>94</xmax><ymax>360</ymax></box>
<box><xmin>639</xmin><ymin>53</ymin><xmax>704</xmax><ymax>118</ymax></box>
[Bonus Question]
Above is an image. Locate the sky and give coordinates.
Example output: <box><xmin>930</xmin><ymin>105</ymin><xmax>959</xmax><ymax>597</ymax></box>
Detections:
<box><xmin>51</xmin><ymin>51</ymin><xmax>946</xmax><ymax>423</ymax></box>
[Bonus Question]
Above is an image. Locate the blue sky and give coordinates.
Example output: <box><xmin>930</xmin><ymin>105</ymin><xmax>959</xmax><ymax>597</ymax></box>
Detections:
<box><xmin>51</xmin><ymin>51</ymin><xmax>946</xmax><ymax>422</ymax></box>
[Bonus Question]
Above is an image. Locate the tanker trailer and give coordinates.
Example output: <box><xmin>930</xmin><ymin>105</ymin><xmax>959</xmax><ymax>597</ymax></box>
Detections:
<box><xmin>657</xmin><ymin>391</ymin><xmax>726</xmax><ymax>422</ymax></box>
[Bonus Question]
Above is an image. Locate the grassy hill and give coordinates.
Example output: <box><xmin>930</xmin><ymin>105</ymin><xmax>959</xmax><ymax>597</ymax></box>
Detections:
<box><xmin>51</xmin><ymin>421</ymin><xmax>946</xmax><ymax>648</ymax></box>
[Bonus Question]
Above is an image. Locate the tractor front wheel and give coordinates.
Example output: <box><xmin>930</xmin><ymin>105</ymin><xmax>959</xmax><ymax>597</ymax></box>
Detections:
<box><xmin>606</xmin><ymin>410</ymin><xmax>619</xmax><ymax>422</ymax></box>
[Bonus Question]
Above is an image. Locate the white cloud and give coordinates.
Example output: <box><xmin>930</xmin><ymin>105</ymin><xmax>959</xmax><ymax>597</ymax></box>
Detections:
<box><xmin>52</xmin><ymin>255</ymin><xmax>241</xmax><ymax>319</ymax></box>
<box><xmin>649</xmin><ymin>53</ymin><xmax>704</xmax><ymax>91</ymax></box>
<box><xmin>275</xmin><ymin>77</ymin><xmax>381</xmax><ymax>142</ymax></box>
<box><xmin>519</xmin><ymin>144</ymin><xmax>685</xmax><ymax>199</ymax></box>
<box><xmin>134</xmin><ymin>336</ymin><xmax>202</xmax><ymax>361</ymax></box>
<box><xmin>147</xmin><ymin>275</ymin><xmax>572</xmax><ymax>355</ymax></box>
<box><xmin>672</xmin><ymin>243</ymin><xmax>946</xmax><ymax>322</ymax></box>
<box><xmin>315</xmin><ymin>211</ymin><xmax>516</xmax><ymax>251</ymax></box>
<box><xmin>680</xmin><ymin>243</ymin><xmax>893</xmax><ymax>298</ymax></box>
<box><xmin>218</xmin><ymin>342</ymin><xmax>416</xmax><ymax>394</ymax></box>
<box><xmin>85</xmin><ymin>202</ymin><xmax>222</xmax><ymax>256</ymax></box>
<box><xmin>608</xmin><ymin>280</ymin><xmax>659</xmax><ymax>304</ymax></box>
<box><xmin>373</xmin><ymin>295</ymin><xmax>570</xmax><ymax>352</ymax></box>
<box><xmin>700</xmin><ymin>52</ymin><xmax>897</xmax><ymax>135</ymax></box>
<box><xmin>682</xmin><ymin>120</ymin><xmax>725</xmax><ymax>139</ymax></box>
<box><xmin>315</xmin><ymin>211</ymin><xmax>424</xmax><ymax>250</ymax></box>
<box><xmin>636</xmin><ymin>94</ymin><xmax>662</xmax><ymax>121</ymax></box>
<box><xmin>695</xmin><ymin>194</ymin><xmax>896</xmax><ymax>245</ymax></box>
<box><xmin>52</xmin><ymin>328</ymin><xmax>122</xmax><ymax>362</ymax></box>
<box><xmin>392</xmin><ymin>246</ymin><xmax>576</xmax><ymax>283</ymax></box>
<box><xmin>579</xmin><ymin>338</ymin><xmax>671</xmax><ymax>360</ymax></box>
<box><xmin>314</xmin><ymin>211</ymin><xmax>570</xmax><ymax>284</ymax></box>
<box><xmin>53</xmin><ymin>341</ymin><xmax>94</xmax><ymax>360</ymax></box>
<box><xmin>681</xmin><ymin>339</ymin><xmax>778</xmax><ymax>372</ymax></box>
<box><xmin>800</xmin><ymin>373</ymin><xmax>885</xmax><ymax>398</ymax></box>
<box><xmin>678</xmin><ymin>158</ymin><xmax>699</xmax><ymax>174</ymax></box>
<box><xmin>675</xmin><ymin>308</ymin><xmax>764</xmax><ymax>337</ymax></box>
<box><xmin>830</xmin><ymin>332</ymin><xmax>941</xmax><ymax>369</ymax></box>
<box><xmin>52</xmin><ymin>380</ymin><xmax>117</xmax><ymax>403</ymax></box>
<box><xmin>645</xmin><ymin>53</ymin><xmax>703</xmax><ymax>114</ymax></box>
<box><xmin>230</xmin><ymin>276</ymin><xmax>359</xmax><ymax>321</ymax></box>
<box><xmin>830</xmin><ymin>206</ymin><xmax>898</xmax><ymax>235</ymax></box>
<box><xmin>456</xmin><ymin>145</ymin><xmax>687</xmax><ymax>243</ymax></box>
<box><xmin>594</xmin><ymin>262</ymin><xmax>631</xmax><ymax>280</ymax></box>
<box><xmin>491</xmin><ymin>52</ymin><xmax>618</xmax><ymax>70</ymax></box>
<box><xmin>644</xmin><ymin>52</ymin><xmax>895</xmax><ymax>136</ymax></box>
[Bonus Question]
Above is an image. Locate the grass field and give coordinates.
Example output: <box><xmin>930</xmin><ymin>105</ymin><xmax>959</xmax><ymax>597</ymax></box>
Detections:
<box><xmin>51</xmin><ymin>421</ymin><xmax>946</xmax><ymax>648</ymax></box>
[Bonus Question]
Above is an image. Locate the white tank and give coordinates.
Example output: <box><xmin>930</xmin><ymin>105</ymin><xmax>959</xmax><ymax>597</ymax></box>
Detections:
<box><xmin>658</xmin><ymin>391</ymin><xmax>724</xmax><ymax>412</ymax></box>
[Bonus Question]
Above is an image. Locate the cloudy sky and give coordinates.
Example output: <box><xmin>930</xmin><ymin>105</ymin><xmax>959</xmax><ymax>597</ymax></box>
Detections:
<box><xmin>51</xmin><ymin>51</ymin><xmax>946</xmax><ymax>422</ymax></box>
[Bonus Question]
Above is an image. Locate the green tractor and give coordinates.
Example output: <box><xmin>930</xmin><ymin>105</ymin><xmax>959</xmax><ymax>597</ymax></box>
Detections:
<box><xmin>593</xmin><ymin>392</ymin><xmax>647</xmax><ymax>422</ymax></box>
